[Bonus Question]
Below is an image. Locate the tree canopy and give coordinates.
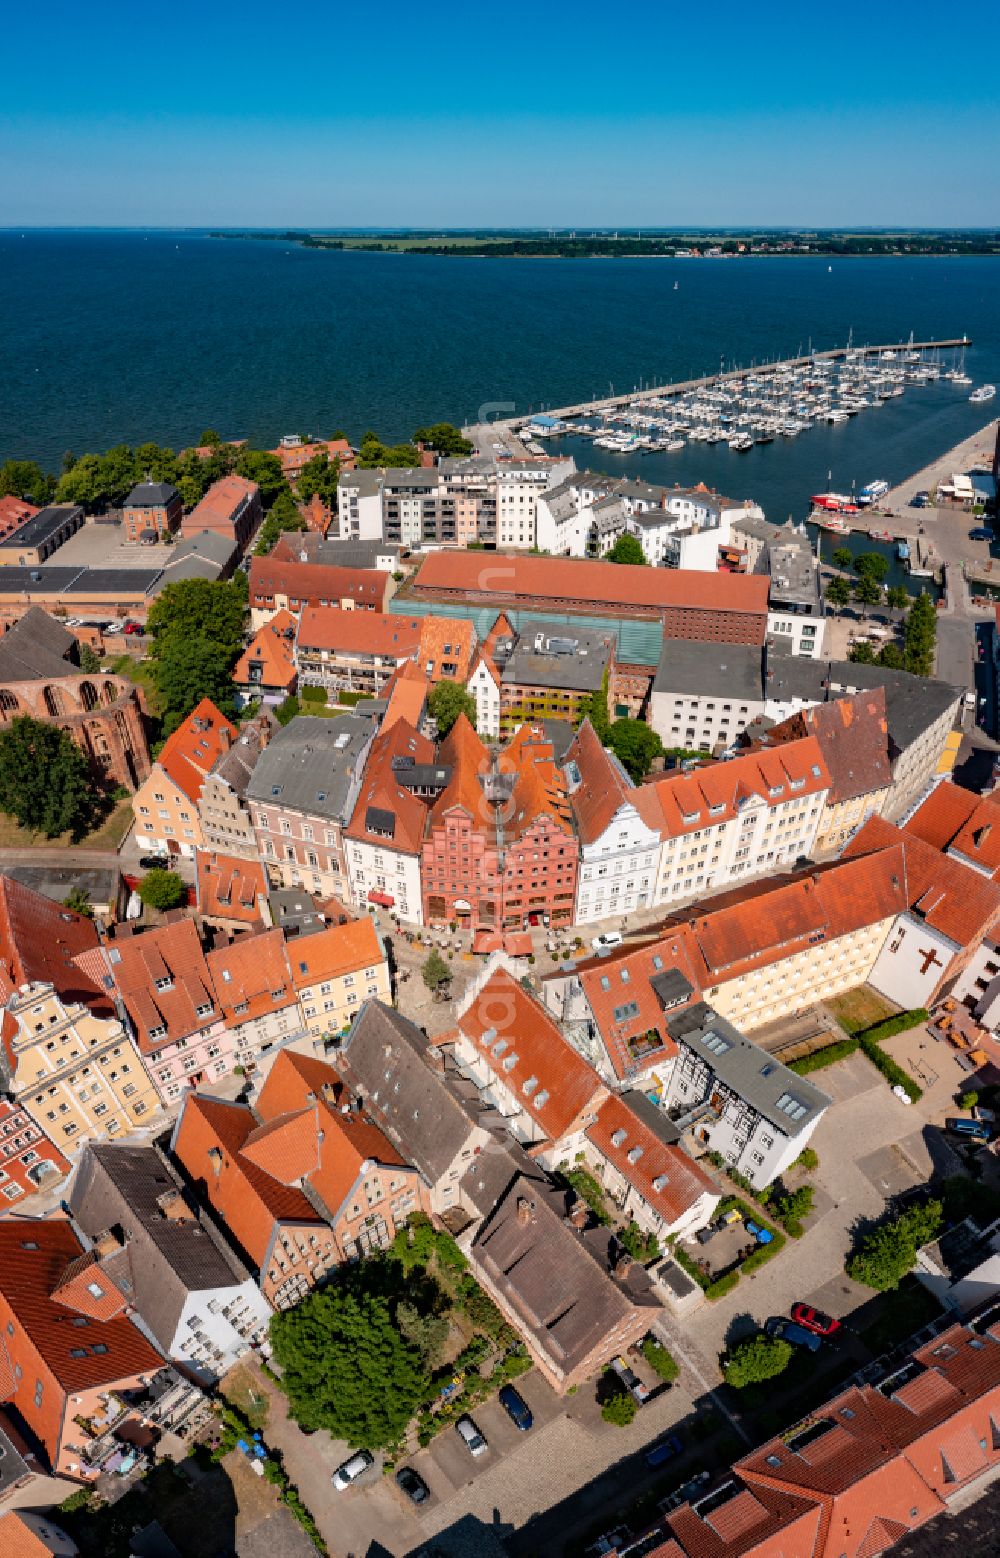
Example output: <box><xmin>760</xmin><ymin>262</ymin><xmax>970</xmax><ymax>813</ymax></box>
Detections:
<box><xmin>412</xmin><ymin>423</ymin><xmax>473</xmax><ymax>457</ymax></box>
<box><xmin>138</xmin><ymin>870</ymin><xmax>186</xmax><ymax>911</ymax></box>
<box><xmin>427</xmin><ymin>679</ymin><xmax>477</xmax><ymax>737</ymax></box>
<box><xmin>356</xmin><ymin>431</ymin><xmax>422</xmax><ymax>470</ymax></box>
<box><xmin>846</xmin><ymin>1198</ymin><xmax>943</xmax><ymax>1291</ymax></box>
<box><xmin>723</xmin><ymin>1334</ymin><xmax>793</xmax><ymax>1389</ymax></box>
<box><xmin>234</xmin><ymin>448</ymin><xmax>289</xmax><ymax>506</ymax></box>
<box><xmin>0</xmin><ymin>718</ymin><xmax>94</xmax><ymax>839</ymax></box>
<box><xmin>607</xmin><ymin>534</ymin><xmax>646</xmax><ymax>566</ymax></box>
<box><xmin>0</xmin><ymin>459</ymin><xmax>56</xmax><ymax>507</ymax></box>
<box><xmin>606</xmin><ymin>718</ymin><xmax>663</xmax><ymax>781</ymax></box>
<box><xmin>825</xmin><ymin>576</ymin><xmax>852</xmax><ymax>611</ymax></box>
<box><xmin>146</xmin><ymin>577</ymin><xmax>246</xmax><ymax>734</ymax></box>
<box><xmin>295</xmin><ymin>451</ymin><xmax>340</xmax><ymax>507</ymax></box>
<box><xmin>903</xmin><ymin>592</ymin><xmax>937</xmax><ymax>677</ymax></box>
<box><xmin>831</xmin><ymin>546</ymin><xmax>853</xmax><ymax>570</ymax></box>
<box><xmin>269</xmin><ymin>1275</ymin><xmax>429</xmax><ymax>1448</ymax></box>
<box><xmin>853</xmin><ymin>552</ymin><xmax>889</xmax><ymax>583</ymax></box>
<box><xmin>422</xmin><ymin>949</ymin><xmax>451</xmax><ymax>991</ymax></box>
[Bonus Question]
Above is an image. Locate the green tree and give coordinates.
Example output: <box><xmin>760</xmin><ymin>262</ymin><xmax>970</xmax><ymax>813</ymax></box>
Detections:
<box><xmin>853</xmin><ymin>552</ymin><xmax>889</xmax><ymax>584</ymax></box>
<box><xmin>77</xmin><ymin>642</ymin><xmax>102</xmax><ymax>673</ymax></box>
<box><xmin>846</xmin><ymin>1199</ymin><xmax>943</xmax><ymax>1291</ymax></box>
<box><xmin>268</xmin><ymin>489</ymin><xmax>306</xmax><ymax>531</ymax></box>
<box><xmin>134</xmin><ymin>443</ymin><xmax>179</xmax><ymax>485</ymax></box>
<box><xmin>854</xmin><ymin>576</ymin><xmax>883</xmax><ymax>617</ymax></box>
<box><xmin>831</xmin><ymin>546</ymin><xmax>853</xmax><ymax>570</ymax></box>
<box><xmin>887</xmin><ymin>585</ymin><xmax>910</xmax><ymax>610</ymax></box>
<box><xmin>147</xmin><ymin>578</ymin><xmax>246</xmax><ymax>660</ymax></box>
<box><xmin>422</xmin><ymin>949</ymin><xmax>451</xmax><ymax>992</ymax></box>
<box><xmin>296</xmin><ymin>452</ymin><xmax>340</xmax><ymax>507</ymax></box>
<box><xmin>235</xmin><ymin>449</ymin><xmax>289</xmax><ymax>506</ymax></box>
<box><xmin>600</xmin><ymin>1386</ymin><xmax>638</xmax><ymax>1426</ymax></box>
<box><xmin>607</xmin><ymin>534</ymin><xmax>646</xmax><ymax>566</ymax></box>
<box><xmin>606</xmin><ymin>718</ymin><xmax>663</xmax><ymax>782</ymax></box>
<box><xmin>396</xmin><ymin>1301</ymin><xmax>450</xmax><ymax>1370</ymax></box>
<box><xmin>138</xmin><ymin>869</ymin><xmax>186</xmax><ymax>911</ymax></box>
<box><xmin>959</xmin><ymin>1090</ymin><xmax>980</xmax><ymax>1111</ymax></box>
<box><xmin>903</xmin><ymin>592</ymin><xmax>937</xmax><ymax>678</ymax></box>
<box><xmin>199</xmin><ymin>429</ymin><xmax>222</xmax><ymax>446</ymax></box>
<box><xmin>723</xmin><ymin>1334</ymin><xmax>793</xmax><ymax>1389</ymax></box>
<box><xmin>63</xmin><ymin>886</ymin><xmax>93</xmax><ymax>918</ymax></box>
<box><xmin>274</xmin><ymin>694</ymin><xmax>301</xmax><ymax>726</ymax></box>
<box><xmin>825</xmin><ymin>576</ymin><xmax>852</xmax><ymax>612</ymax></box>
<box><xmin>427</xmin><ymin>680</ymin><xmax>477</xmax><ymax>737</ymax></box>
<box><xmin>848</xmin><ymin>640</ymin><xmax>877</xmax><ymax>664</ymax></box>
<box><xmin>576</xmin><ymin>668</ymin><xmax>611</xmax><ymax>740</ymax></box>
<box><xmin>412</xmin><ymin>423</ymin><xmax>473</xmax><ymax>457</ymax></box>
<box><xmin>356</xmin><ymin>431</ymin><xmax>421</xmax><ymax>470</ymax></box>
<box><xmin>0</xmin><ymin>459</ymin><xmax>56</xmax><ymax>507</ymax></box>
<box><xmin>151</xmin><ymin>638</ymin><xmax>238</xmax><ymax>736</ymax></box>
<box><xmin>878</xmin><ymin>642</ymin><xmax>905</xmax><ymax>669</ymax></box>
<box><xmin>269</xmin><ymin>1278</ymin><xmax>429</xmax><ymax>1449</ymax></box>
<box><xmin>641</xmin><ymin>1338</ymin><xmax>680</xmax><ymax>1383</ymax></box>
<box><xmin>0</xmin><ymin>718</ymin><xmax>94</xmax><ymax>838</ymax></box>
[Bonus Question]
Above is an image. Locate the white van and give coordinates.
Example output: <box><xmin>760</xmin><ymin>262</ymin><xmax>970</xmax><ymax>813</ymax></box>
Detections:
<box><xmin>455</xmin><ymin>1415</ymin><xmax>488</xmax><ymax>1457</ymax></box>
<box><xmin>592</xmin><ymin>931</ymin><xmax>624</xmax><ymax>953</ymax></box>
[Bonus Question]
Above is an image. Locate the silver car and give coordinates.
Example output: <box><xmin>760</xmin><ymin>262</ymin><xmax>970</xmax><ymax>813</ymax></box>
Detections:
<box><xmin>455</xmin><ymin>1414</ymin><xmax>488</xmax><ymax>1457</ymax></box>
<box><xmin>332</xmin><ymin>1449</ymin><xmax>373</xmax><ymax>1489</ymax></box>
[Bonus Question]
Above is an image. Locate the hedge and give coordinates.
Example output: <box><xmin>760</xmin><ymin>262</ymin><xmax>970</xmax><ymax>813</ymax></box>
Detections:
<box><xmin>790</xmin><ymin>1038</ymin><xmax>859</xmax><ymax>1075</ymax></box>
<box><xmin>854</xmin><ymin>1012</ymin><xmax>926</xmax><ymax>1103</ymax></box>
<box><xmin>857</xmin><ymin>1009</ymin><xmax>928</xmax><ymax>1044</ymax></box>
<box><xmin>705</xmin><ymin>1270</ymin><xmax>741</xmax><ymax>1301</ymax></box>
<box><xmin>301</xmin><ymin>684</ymin><xmax>328</xmax><ymax>703</ymax></box>
<box><xmin>671</xmin><ymin>1241</ymin><xmax>710</xmax><ymax>1291</ymax></box>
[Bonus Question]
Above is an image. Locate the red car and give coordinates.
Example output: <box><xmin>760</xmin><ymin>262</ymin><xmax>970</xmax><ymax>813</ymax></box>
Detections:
<box><xmin>791</xmin><ymin>1303</ymin><xmax>841</xmax><ymax>1337</ymax></box>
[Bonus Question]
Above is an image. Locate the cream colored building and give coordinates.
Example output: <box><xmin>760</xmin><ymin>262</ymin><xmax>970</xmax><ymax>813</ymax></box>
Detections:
<box><xmin>4</xmin><ymin>984</ymin><xmax>160</xmax><ymax>1151</ymax></box>
<box><xmin>708</xmin><ymin>917</ymin><xmax>895</xmax><ymax>1032</ymax></box>
<box><xmin>288</xmin><ymin>918</ymin><xmax>391</xmax><ymax>1040</ymax></box>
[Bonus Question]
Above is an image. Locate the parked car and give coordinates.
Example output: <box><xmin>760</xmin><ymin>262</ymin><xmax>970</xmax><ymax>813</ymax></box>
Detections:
<box><xmin>970</xmin><ymin>527</ymin><xmax>993</xmax><ymax>541</ymax></box>
<box><xmin>139</xmin><ymin>855</ymin><xmax>170</xmax><ymax>870</ymax></box>
<box><xmin>945</xmin><ymin>1116</ymin><xmax>993</xmax><ymax>1142</ymax></box>
<box><xmin>455</xmin><ymin>1414</ymin><xmax>488</xmax><ymax>1457</ymax></box>
<box><xmin>610</xmin><ymin>1354</ymin><xmax>650</xmax><ymax>1403</ymax></box>
<box><xmin>911</xmin><ymin>491</ymin><xmax>931</xmax><ymax>509</ymax></box>
<box><xmin>395</xmin><ymin>1466</ymin><xmax>429</xmax><ymax>1504</ymax></box>
<box><xmin>331</xmin><ymin>1449</ymin><xmax>373</xmax><ymax>1490</ymax></box>
<box><xmin>104</xmin><ymin>622</ymin><xmax>124</xmax><ymax>635</ymax></box>
<box><xmin>764</xmin><ymin>1317</ymin><xmax>822</xmax><ymax>1353</ymax></box>
<box><xmin>645</xmin><ymin>1433</ymin><xmax>684</xmax><ymax>1468</ymax></box>
<box><xmin>790</xmin><ymin>1302</ymin><xmax>841</xmax><ymax>1337</ymax></box>
<box><xmin>745</xmin><ymin>1220</ymin><xmax>774</xmax><ymax>1245</ymax></box>
<box><xmin>123</xmin><ymin>620</ymin><xmax>143</xmax><ymax>635</ymax></box>
<box><xmin>591</xmin><ymin>931</ymin><xmax>623</xmax><ymax>953</ymax></box>
<box><xmin>498</xmin><ymin>1384</ymin><xmax>533</xmax><ymax>1431</ymax></box>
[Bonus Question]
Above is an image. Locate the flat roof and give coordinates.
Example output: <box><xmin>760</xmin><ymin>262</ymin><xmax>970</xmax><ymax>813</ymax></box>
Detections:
<box><xmin>0</xmin><ymin>504</ymin><xmax>82</xmax><ymax>549</ymax></box>
<box><xmin>654</xmin><ymin>639</ymin><xmax>764</xmax><ymax>700</ymax></box>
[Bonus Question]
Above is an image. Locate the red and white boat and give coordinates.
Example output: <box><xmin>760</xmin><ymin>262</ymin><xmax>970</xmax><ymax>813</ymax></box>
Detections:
<box><xmin>809</xmin><ymin>510</ymin><xmax>850</xmax><ymax>533</ymax></box>
<box><xmin>811</xmin><ymin>492</ymin><xmax>860</xmax><ymax>514</ymax></box>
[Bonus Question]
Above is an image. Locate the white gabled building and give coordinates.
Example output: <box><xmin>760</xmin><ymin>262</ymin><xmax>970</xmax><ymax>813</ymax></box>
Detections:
<box><xmin>468</xmin><ymin>651</ymin><xmax>502</xmax><ymax>738</ymax></box>
<box><xmin>564</xmin><ymin>720</ymin><xmax>663</xmax><ymax>923</ymax></box>
<box><xmin>497</xmin><ymin>456</ymin><xmax>575</xmax><ymax>549</ymax></box>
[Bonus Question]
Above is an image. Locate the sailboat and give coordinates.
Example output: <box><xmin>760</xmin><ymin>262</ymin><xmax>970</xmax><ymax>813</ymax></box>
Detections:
<box><xmin>674</xmin><ymin>281</ymin><xmax>679</xmax><ymax>291</ymax></box>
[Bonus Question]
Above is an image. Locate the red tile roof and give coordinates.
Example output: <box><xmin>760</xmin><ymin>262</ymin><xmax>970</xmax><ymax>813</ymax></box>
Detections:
<box><xmin>565</xmin><ymin>720</ymin><xmax>637</xmax><ymax>844</ymax></box>
<box><xmin>410</xmin><ymin>551</ymin><xmax>771</xmax><ymax>617</ymax></box>
<box><xmin>499</xmin><ymin>724</ymin><xmax>574</xmax><ymax>841</ymax></box>
<box><xmin>576</xmin><ymin>935</ymin><xmax>699</xmax><ymax>1080</ymax></box>
<box><xmin>907</xmin><ymin>781</ymin><xmax>1000</xmax><ymax>877</ymax></box>
<box><xmin>586</xmin><ymin>1095</ymin><xmax>717</xmax><ymax>1226</ymax></box>
<box><xmin>195</xmin><ymin>850</ymin><xmax>268</xmax><ymax>926</ymax></box>
<box><xmin>0</xmin><ymin>1510</ymin><xmax>78</xmax><ymax>1558</ymax></box>
<box><xmin>102</xmin><ymin>920</ymin><xmax>218</xmax><ymax>1054</ymax></box>
<box><xmin>185</xmin><ymin>474</ymin><xmax>258</xmax><ymax>531</ymax></box>
<box><xmin>0</xmin><ymin>1219</ymin><xmax>161</xmax><ymax>1467</ymax></box>
<box><xmin>844</xmin><ymin>815</ymin><xmax>1000</xmax><ymax>948</ymax></box>
<box><xmin>295</xmin><ymin>605</ymin><xmax>423</xmax><ymax>657</ymax></box>
<box><xmin>381</xmin><ymin>659</ymin><xmax>430</xmax><ymax>731</ymax></box>
<box><xmin>427</xmin><ymin>714</ymin><xmax>491</xmax><ymax>829</ymax></box>
<box><xmin>232</xmin><ymin>609</ymin><xmax>298</xmax><ymax>693</ymax></box>
<box><xmin>156</xmin><ymin>698</ymin><xmax>238</xmax><ymax>805</ymax></box>
<box><xmin>452</xmin><ymin>967</ymin><xmax>605</xmax><ymax>1141</ymax></box>
<box><xmin>0</xmin><ymin>497</ymin><xmax>39</xmax><ymax>540</ymax></box>
<box><xmin>753</xmin><ymin>688</ymin><xmax>892</xmax><ymax>804</ymax></box>
<box><xmin>415</xmin><ymin>616</ymin><xmax>477</xmax><ymax>684</ymax></box>
<box><xmin>640</xmin><ymin>735</ymin><xmax>830</xmax><ymax>838</ymax></box>
<box><xmin>0</xmin><ymin>875</ymin><xmax>109</xmax><ymax>1016</ymax></box>
<box><xmin>344</xmin><ymin>718</ymin><xmax>434</xmax><ymax>854</ymax></box>
<box><xmin>205</xmin><ymin>928</ymin><xmax>297</xmax><ymax>1028</ymax></box>
<box><xmin>286</xmin><ymin>916</ymin><xmax>384</xmax><ymax>990</ymax></box>
<box><xmin>249</xmin><ymin>556</ymin><xmax>387</xmax><ymax>613</ymax></box>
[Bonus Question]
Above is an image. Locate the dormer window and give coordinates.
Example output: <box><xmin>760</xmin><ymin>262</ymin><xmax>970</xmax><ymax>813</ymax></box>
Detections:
<box><xmin>611</xmin><ymin>1128</ymin><xmax>627</xmax><ymax>1147</ymax></box>
<box><xmin>195</xmin><ymin>1003</ymin><xmax>213</xmax><ymax>1019</ymax></box>
<box><xmin>523</xmin><ymin>1077</ymin><xmax>538</xmax><ymax>1096</ymax></box>
<box><xmin>492</xmin><ymin>1039</ymin><xmax>508</xmax><ymax>1057</ymax></box>
<box><xmin>148</xmin><ymin>1024</ymin><xmax>167</xmax><ymax>1041</ymax></box>
<box><xmin>627</xmin><ymin>1146</ymin><xmax>643</xmax><ymax>1164</ymax></box>
<box><xmin>86</xmin><ymin>1281</ymin><xmax>104</xmax><ymax>1299</ymax></box>
<box><xmin>502</xmin><ymin>1055</ymin><xmax>517</xmax><ymax>1072</ymax></box>
<box><xmin>653</xmin><ymin>1173</ymin><xmax>669</xmax><ymax>1191</ymax></box>
<box><xmin>154</xmin><ymin>976</ymin><xmax>173</xmax><ymax>993</ymax></box>
<box><xmin>535</xmin><ymin>1090</ymin><xmax>549</xmax><ymax>1107</ymax></box>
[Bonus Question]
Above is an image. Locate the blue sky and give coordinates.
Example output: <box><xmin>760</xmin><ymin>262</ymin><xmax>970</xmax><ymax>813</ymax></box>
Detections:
<box><xmin>3</xmin><ymin>0</ymin><xmax>998</xmax><ymax>226</ymax></box>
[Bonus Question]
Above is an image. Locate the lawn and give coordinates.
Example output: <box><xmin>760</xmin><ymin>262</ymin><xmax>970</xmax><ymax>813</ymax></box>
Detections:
<box><xmin>0</xmin><ymin>797</ymin><xmax>133</xmax><ymax>852</ymax></box>
<box><xmin>827</xmin><ymin>986</ymin><xmax>898</xmax><ymax>1036</ymax></box>
<box><xmin>223</xmin><ymin>1362</ymin><xmax>271</xmax><ymax>1430</ymax></box>
<box><xmin>108</xmin><ymin>653</ymin><xmax>162</xmax><ymax>715</ymax></box>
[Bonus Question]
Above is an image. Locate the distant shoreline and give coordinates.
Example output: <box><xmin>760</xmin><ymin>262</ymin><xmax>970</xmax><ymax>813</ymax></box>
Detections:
<box><xmin>209</xmin><ymin>230</ymin><xmax>1000</xmax><ymax>260</ymax></box>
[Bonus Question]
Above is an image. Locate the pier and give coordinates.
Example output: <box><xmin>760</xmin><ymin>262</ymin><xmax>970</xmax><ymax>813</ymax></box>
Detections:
<box><xmin>467</xmin><ymin>338</ymin><xmax>973</xmax><ymax>436</ymax></box>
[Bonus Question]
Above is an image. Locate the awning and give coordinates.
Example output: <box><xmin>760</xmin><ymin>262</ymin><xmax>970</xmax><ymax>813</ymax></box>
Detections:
<box><xmin>453</xmin><ymin>899</ymin><xmax>473</xmax><ymax>913</ymax></box>
<box><xmin>473</xmin><ymin>930</ymin><xmax>503</xmax><ymax>955</ymax></box>
<box><xmin>368</xmin><ymin>890</ymin><xmax>394</xmax><ymax>908</ymax></box>
<box><xmin>503</xmin><ymin>932</ymin><xmax>533</xmax><ymax>958</ymax></box>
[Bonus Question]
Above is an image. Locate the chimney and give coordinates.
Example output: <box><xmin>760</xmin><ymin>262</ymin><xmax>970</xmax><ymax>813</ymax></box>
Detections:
<box><xmin>568</xmin><ymin>1196</ymin><xmax>589</xmax><ymax>1229</ymax></box>
<box><xmin>218</xmin><ymin>726</ymin><xmax>233</xmax><ymax>751</ymax></box>
<box><xmin>425</xmin><ymin>1045</ymin><xmax>446</xmax><ymax>1074</ymax></box>
<box><xmin>614</xmin><ymin>1250</ymin><xmax>633</xmax><ymax>1280</ymax></box>
<box><xmin>93</xmin><ymin>1227</ymin><xmax>125</xmax><ymax>1258</ymax></box>
<box><xmin>157</xmin><ymin>1188</ymin><xmax>193</xmax><ymax>1222</ymax></box>
<box><xmin>207</xmin><ymin>1146</ymin><xmax>223</xmax><ymax>1178</ymax></box>
<box><xmin>516</xmin><ymin>1196</ymin><xmax>534</xmax><ymax>1228</ymax></box>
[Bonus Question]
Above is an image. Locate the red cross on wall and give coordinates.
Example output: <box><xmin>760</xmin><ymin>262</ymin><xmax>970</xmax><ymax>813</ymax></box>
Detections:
<box><xmin>918</xmin><ymin>946</ymin><xmax>945</xmax><ymax>977</ymax></box>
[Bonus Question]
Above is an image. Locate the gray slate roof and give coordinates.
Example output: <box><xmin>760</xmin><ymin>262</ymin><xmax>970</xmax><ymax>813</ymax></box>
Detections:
<box><xmin>245</xmin><ymin>713</ymin><xmax>374</xmax><ymax>822</ymax></box>
<box><xmin>125</xmin><ymin>481</ymin><xmax>180</xmax><ymax>507</ymax></box>
<box><xmin>0</xmin><ymin>503</ymin><xmax>83</xmax><ymax>550</ymax></box>
<box><xmin>207</xmin><ymin>712</ymin><xmax>279</xmax><ymax>799</ymax></box>
<box><xmin>654</xmin><ymin>639</ymin><xmax>765</xmax><ymax>702</ymax></box>
<box><xmin>0</xmin><ymin>605</ymin><xmax>76</xmax><ymax>680</ymax></box>
<box><xmin>764</xmin><ymin>656</ymin><xmax>961</xmax><ymax>753</ymax></box>
<box><xmin>339</xmin><ymin>1000</ymin><xmax>477</xmax><ymax>1187</ymax></box>
<box><xmin>68</xmin><ymin>1142</ymin><xmax>253</xmax><ymax>1354</ymax></box>
<box><xmin>503</xmin><ymin>622</ymin><xmax>612</xmax><ymax>692</ymax></box>
<box><xmin>666</xmin><ymin>1002</ymin><xmax>830</xmax><ymax>1138</ymax></box>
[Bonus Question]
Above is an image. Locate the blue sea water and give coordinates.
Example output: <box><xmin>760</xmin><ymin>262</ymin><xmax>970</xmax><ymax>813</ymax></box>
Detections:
<box><xmin>1</xmin><ymin>231</ymin><xmax>997</xmax><ymax>527</ymax></box>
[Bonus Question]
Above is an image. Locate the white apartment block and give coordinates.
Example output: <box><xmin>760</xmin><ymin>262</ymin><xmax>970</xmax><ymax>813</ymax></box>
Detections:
<box><xmin>346</xmin><ymin>836</ymin><xmax>423</xmax><ymax>926</ymax></box>
<box><xmin>335</xmin><ymin>470</ymin><xmax>383</xmax><ymax>540</ymax></box>
<box><xmin>497</xmin><ymin>457</ymin><xmax>574</xmax><ymax>549</ymax></box>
